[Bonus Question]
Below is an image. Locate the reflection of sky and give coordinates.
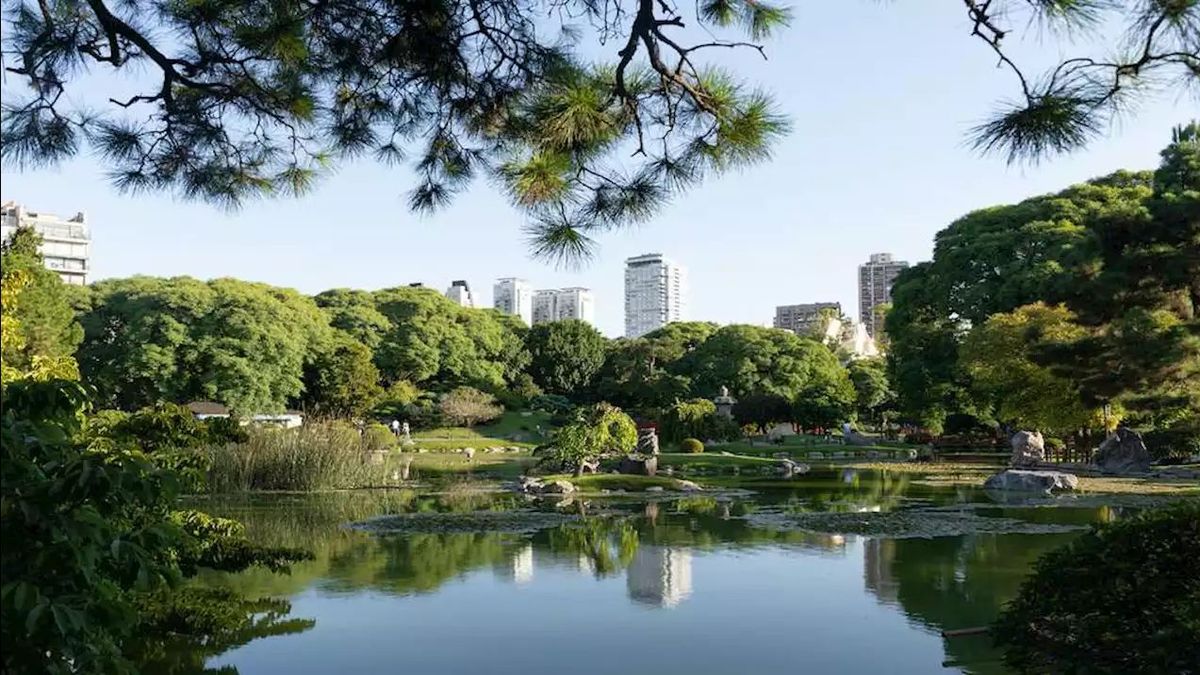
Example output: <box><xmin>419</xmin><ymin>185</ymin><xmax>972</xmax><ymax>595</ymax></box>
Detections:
<box><xmin>209</xmin><ymin>539</ymin><xmax>951</xmax><ymax>675</ymax></box>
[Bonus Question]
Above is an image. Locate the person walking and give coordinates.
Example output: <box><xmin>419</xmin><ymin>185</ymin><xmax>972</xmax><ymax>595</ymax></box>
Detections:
<box><xmin>390</xmin><ymin>419</ymin><xmax>401</xmax><ymax>438</ymax></box>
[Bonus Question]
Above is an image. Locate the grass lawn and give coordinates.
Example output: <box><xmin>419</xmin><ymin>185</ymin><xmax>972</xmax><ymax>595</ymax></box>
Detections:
<box><xmin>710</xmin><ymin>440</ymin><xmax>911</xmax><ymax>459</ymax></box>
<box><xmin>412</xmin><ymin>411</ymin><xmax>554</xmax><ymax>449</ymax></box>
<box><xmin>541</xmin><ymin>473</ymin><xmax>697</xmax><ymax>492</ymax></box>
<box><xmin>655</xmin><ymin>452</ymin><xmax>777</xmax><ymax>469</ymax></box>
<box><xmin>396</xmin><ymin>451</ymin><xmax>535</xmax><ymax>479</ymax></box>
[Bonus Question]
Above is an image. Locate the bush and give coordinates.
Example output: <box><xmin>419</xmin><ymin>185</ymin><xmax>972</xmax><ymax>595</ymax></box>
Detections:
<box><xmin>1143</xmin><ymin>420</ymin><xmax>1200</xmax><ymax>462</ymax></box>
<box><xmin>438</xmin><ymin>387</ymin><xmax>503</xmax><ymax>427</ymax></box>
<box><xmin>530</xmin><ymin>393</ymin><xmax>572</xmax><ymax>414</ymax></box>
<box><xmin>362</xmin><ymin>423</ymin><xmax>395</xmax><ymax>452</ymax></box>
<box><xmin>1044</xmin><ymin>437</ymin><xmax>1064</xmax><ymax>452</ymax></box>
<box><xmin>903</xmin><ymin>431</ymin><xmax>934</xmax><ymax>445</ymax></box>
<box><xmin>993</xmin><ymin>501</ymin><xmax>1200</xmax><ymax>674</ymax></box>
<box><xmin>680</xmin><ymin>438</ymin><xmax>704</xmax><ymax>453</ymax></box>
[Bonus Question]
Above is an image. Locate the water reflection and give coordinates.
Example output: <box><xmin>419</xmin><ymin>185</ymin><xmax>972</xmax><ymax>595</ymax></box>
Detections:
<box><xmin>171</xmin><ymin>474</ymin><xmax>1136</xmax><ymax>675</ymax></box>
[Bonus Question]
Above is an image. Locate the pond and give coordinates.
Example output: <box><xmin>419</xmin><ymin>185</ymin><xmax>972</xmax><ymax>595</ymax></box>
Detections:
<box><xmin>172</xmin><ymin>469</ymin><xmax>1155</xmax><ymax>675</ymax></box>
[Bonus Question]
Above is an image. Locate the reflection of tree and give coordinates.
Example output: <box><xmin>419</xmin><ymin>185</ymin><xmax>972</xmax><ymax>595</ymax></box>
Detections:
<box><xmin>130</xmin><ymin>588</ymin><xmax>314</xmax><ymax>675</ymax></box>
<box><xmin>545</xmin><ymin>519</ymin><xmax>639</xmax><ymax>577</ymax></box>
<box><xmin>867</xmin><ymin>532</ymin><xmax>1083</xmax><ymax>674</ymax></box>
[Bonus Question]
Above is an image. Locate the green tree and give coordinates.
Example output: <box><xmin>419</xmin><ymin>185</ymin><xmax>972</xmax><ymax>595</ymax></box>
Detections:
<box><xmin>0</xmin><ymin>228</ymin><xmax>83</xmax><ymax>374</ymax></box>
<box><xmin>540</xmin><ymin>402</ymin><xmax>637</xmax><ymax>474</ymax></box>
<box><xmin>961</xmin><ymin>303</ymin><xmax>1102</xmax><ymax>433</ymax></box>
<box><xmin>847</xmin><ymin>358</ymin><xmax>894</xmax><ymax>430</ymax></box>
<box><xmin>77</xmin><ymin>277</ymin><xmax>333</xmax><ymax>413</ymax></box>
<box><xmin>592</xmin><ymin>322</ymin><xmax>718</xmax><ymax>410</ymax></box>
<box><xmin>437</xmin><ymin>386</ymin><xmax>503</xmax><ymax>427</ymax></box>
<box><xmin>680</xmin><ymin>325</ymin><xmax>848</xmax><ymax>401</ymax></box>
<box><xmin>660</xmin><ymin>398</ymin><xmax>719</xmax><ymax>443</ymax></box>
<box><xmin>314</xmin><ymin>288</ymin><xmax>391</xmax><ymax>351</ymax></box>
<box><xmin>790</xmin><ymin>377</ymin><xmax>855</xmax><ymax>433</ymax></box>
<box><xmin>0</xmin><ymin>380</ymin><xmax>309</xmax><ymax>674</ymax></box>
<box><xmin>733</xmin><ymin>392</ymin><xmax>790</xmax><ymax>435</ymax></box>
<box><xmin>525</xmin><ymin>319</ymin><xmax>607</xmax><ymax>397</ymax></box>
<box><xmin>302</xmin><ymin>337</ymin><xmax>384</xmax><ymax>418</ymax></box>
<box><xmin>6</xmin><ymin>3</ymin><xmax>1188</xmax><ymax>261</ymax></box>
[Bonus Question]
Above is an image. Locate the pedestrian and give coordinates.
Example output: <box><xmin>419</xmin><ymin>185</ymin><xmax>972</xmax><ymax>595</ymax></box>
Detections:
<box><xmin>390</xmin><ymin>419</ymin><xmax>400</xmax><ymax>438</ymax></box>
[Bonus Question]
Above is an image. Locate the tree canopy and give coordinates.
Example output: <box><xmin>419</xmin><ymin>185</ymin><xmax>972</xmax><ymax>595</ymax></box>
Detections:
<box><xmin>524</xmin><ymin>319</ymin><xmax>607</xmax><ymax>396</ymax></box>
<box><xmin>0</xmin><ymin>228</ymin><xmax>83</xmax><ymax>377</ymax></box>
<box><xmin>888</xmin><ymin>123</ymin><xmax>1200</xmax><ymax>433</ymax></box>
<box><xmin>4</xmin><ymin>1</ymin><xmax>1193</xmax><ymax>262</ymax></box>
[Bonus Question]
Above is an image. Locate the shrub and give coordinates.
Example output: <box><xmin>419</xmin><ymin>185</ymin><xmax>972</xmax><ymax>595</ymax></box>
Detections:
<box><xmin>1143</xmin><ymin>419</ymin><xmax>1200</xmax><ymax>462</ymax></box>
<box><xmin>362</xmin><ymin>423</ymin><xmax>395</xmax><ymax>452</ymax></box>
<box><xmin>1044</xmin><ymin>437</ymin><xmax>1064</xmax><ymax>452</ymax></box>
<box><xmin>903</xmin><ymin>431</ymin><xmax>934</xmax><ymax>445</ymax></box>
<box><xmin>204</xmin><ymin>415</ymin><xmax>249</xmax><ymax>445</ymax></box>
<box><xmin>680</xmin><ymin>438</ymin><xmax>704</xmax><ymax>453</ymax></box>
<box><xmin>537</xmin><ymin>403</ymin><xmax>637</xmax><ymax>474</ymax></box>
<box><xmin>993</xmin><ymin>501</ymin><xmax>1200</xmax><ymax>674</ymax></box>
<box><xmin>530</xmin><ymin>393</ymin><xmax>572</xmax><ymax>414</ymax></box>
<box><xmin>438</xmin><ymin>387</ymin><xmax>503</xmax><ymax>427</ymax></box>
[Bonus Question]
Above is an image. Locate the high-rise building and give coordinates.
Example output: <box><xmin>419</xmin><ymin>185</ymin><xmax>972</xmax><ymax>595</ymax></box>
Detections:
<box><xmin>493</xmin><ymin>277</ymin><xmax>533</xmax><ymax>325</ymax></box>
<box><xmin>624</xmin><ymin>253</ymin><xmax>686</xmax><ymax>338</ymax></box>
<box><xmin>532</xmin><ymin>287</ymin><xmax>595</xmax><ymax>325</ymax></box>
<box><xmin>858</xmin><ymin>252</ymin><xmax>909</xmax><ymax>337</ymax></box>
<box><xmin>444</xmin><ymin>280</ymin><xmax>474</xmax><ymax>308</ymax></box>
<box><xmin>774</xmin><ymin>302</ymin><xmax>842</xmax><ymax>337</ymax></box>
<box><xmin>1</xmin><ymin>201</ymin><xmax>91</xmax><ymax>285</ymax></box>
<box><xmin>626</xmin><ymin>546</ymin><xmax>693</xmax><ymax>608</ymax></box>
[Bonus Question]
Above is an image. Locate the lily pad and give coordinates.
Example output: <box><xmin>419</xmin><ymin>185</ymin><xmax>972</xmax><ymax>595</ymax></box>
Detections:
<box><xmin>743</xmin><ymin>508</ymin><xmax>1090</xmax><ymax>538</ymax></box>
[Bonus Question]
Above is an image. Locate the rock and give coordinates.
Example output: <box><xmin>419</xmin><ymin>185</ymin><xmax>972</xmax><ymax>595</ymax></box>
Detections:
<box><xmin>776</xmin><ymin>458</ymin><xmax>810</xmax><ymax>479</ymax></box>
<box><xmin>1010</xmin><ymin>430</ymin><xmax>1045</xmax><ymax>467</ymax></box>
<box><xmin>900</xmin><ymin>449</ymin><xmax>918</xmax><ymax>460</ymax></box>
<box><xmin>865</xmin><ymin>450</ymin><xmax>881</xmax><ymax>459</ymax></box>
<box><xmin>540</xmin><ymin>479</ymin><xmax>575</xmax><ymax>494</ymax></box>
<box><xmin>983</xmin><ymin>469</ymin><xmax>1078</xmax><ymax>493</ymax></box>
<box><xmin>617</xmin><ymin>455</ymin><xmax>658</xmax><ymax>476</ymax></box>
<box><xmin>772</xmin><ymin>452</ymin><xmax>790</xmax><ymax>459</ymax></box>
<box><xmin>578</xmin><ymin>459</ymin><xmax>600</xmax><ymax>474</ymax></box>
<box><xmin>676</xmin><ymin>480</ymin><xmax>702</xmax><ymax>492</ymax></box>
<box><xmin>516</xmin><ymin>476</ymin><xmax>544</xmax><ymax>493</ymax></box>
<box><xmin>1095</xmin><ymin>428</ymin><xmax>1152</xmax><ymax>474</ymax></box>
<box><xmin>720</xmin><ymin>451</ymin><xmax>734</xmax><ymax>456</ymax></box>
<box><xmin>462</xmin><ymin>448</ymin><xmax>475</xmax><ymax>461</ymax></box>
<box><xmin>809</xmin><ymin>452</ymin><xmax>825</xmax><ymax>460</ymax></box>
<box><xmin>645</xmin><ymin>486</ymin><xmax>665</xmax><ymax>493</ymax></box>
<box><xmin>637</xmin><ymin>428</ymin><xmax>660</xmax><ymax>455</ymax></box>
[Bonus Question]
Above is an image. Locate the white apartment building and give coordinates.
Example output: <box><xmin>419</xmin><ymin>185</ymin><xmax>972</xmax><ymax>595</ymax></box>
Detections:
<box><xmin>532</xmin><ymin>287</ymin><xmax>595</xmax><ymax>325</ymax></box>
<box><xmin>774</xmin><ymin>302</ymin><xmax>842</xmax><ymax>337</ymax></box>
<box><xmin>624</xmin><ymin>253</ymin><xmax>686</xmax><ymax>338</ymax></box>
<box><xmin>493</xmin><ymin>277</ymin><xmax>533</xmax><ymax>325</ymax></box>
<box><xmin>858</xmin><ymin>252</ymin><xmax>909</xmax><ymax>338</ymax></box>
<box><xmin>444</xmin><ymin>280</ymin><xmax>474</xmax><ymax>308</ymax></box>
<box><xmin>1</xmin><ymin>201</ymin><xmax>91</xmax><ymax>285</ymax></box>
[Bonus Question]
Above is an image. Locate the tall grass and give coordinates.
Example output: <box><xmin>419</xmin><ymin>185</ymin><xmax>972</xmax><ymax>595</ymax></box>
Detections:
<box><xmin>206</xmin><ymin>422</ymin><xmax>390</xmax><ymax>492</ymax></box>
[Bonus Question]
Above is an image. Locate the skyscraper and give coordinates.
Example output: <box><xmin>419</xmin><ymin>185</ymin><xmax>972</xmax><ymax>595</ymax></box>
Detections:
<box><xmin>444</xmin><ymin>280</ymin><xmax>474</xmax><ymax>308</ymax></box>
<box><xmin>774</xmin><ymin>302</ymin><xmax>842</xmax><ymax>337</ymax></box>
<box><xmin>858</xmin><ymin>253</ymin><xmax>909</xmax><ymax>337</ymax></box>
<box><xmin>624</xmin><ymin>253</ymin><xmax>686</xmax><ymax>338</ymax></box>
<box><xmin>532</xmin><ymin>287</ymin><xmax>595</xmax><ymax>325</ymax></box>
<box><xmin>493</xmin><ymin>277</ymin><xmax>533</xmax><ymax>325</ymax></box>
<box><xmin>1</xmin><ymin>201</ymin><xmax>91</xmax><ymax>285</ymax></box>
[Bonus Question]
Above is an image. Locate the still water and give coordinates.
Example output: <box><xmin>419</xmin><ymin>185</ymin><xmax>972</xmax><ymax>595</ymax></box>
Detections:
<box><xmin>181</xmin><ymin>471</ymin><xmax>1131</xmax><ymax>675</ymax></box>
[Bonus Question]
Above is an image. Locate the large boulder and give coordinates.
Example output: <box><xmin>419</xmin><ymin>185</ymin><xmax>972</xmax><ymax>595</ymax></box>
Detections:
<box><xmin>1010</xmin><ymin>430</ymin><xmax>1046</xmax><ymax>467</ymax></box>
<box><xmin>983</xmin><ymin>469</ymin><xmax>1078</xmax><ymax>493</ymax></box>
<box><xmin>618</xmin><ymin>455</ymin><xmax>658</xmax><ymax>476</ymax></box>
<box><xmin>776</xmin><ymin>458</ymin><xmax>810</xmax><ymax>479</ymax></box>
<box><xmin>1095</xmin><ymin>428</ymin><xmax>1152</xmax><ymax>474</ymax></box>
<box><xmin>637</xmin><ymin>428</ymin><xmax>660</xmax><ymax>455</ymax></box>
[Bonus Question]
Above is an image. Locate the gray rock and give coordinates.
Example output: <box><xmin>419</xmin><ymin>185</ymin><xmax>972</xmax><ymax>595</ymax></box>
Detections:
<box><xmin>540</xmin><ymin>479</ymin><xmax>576</xmax><ymax>494</ymax></box>
<box><xmin>1095</xmin><ymin>428</ymin><xmax>1152</xmax><ymax>474</ymax></box>
<box><xmin>1010</xmin><ymin>430</ymin><xmax>1045</xmax><ymax>467</ymax></box>
<box><xmin>637</xmin><ymin>428</ymin><xmax>660</xmax><ymax>455</ymax></box>
<box><xmin>617</xmin><ymin>455</ymin><xmax>658</xmax><ymax>476</ymax></box>
<box><xmin>777</xmin><ymin>458</ymin><xmax>810</xmax><ymax>479</ymax></box>
<box><xmin>676</xmin><ymin>480</ymin><xmax>702</xmax><ymax>492</ymax></box>
<box><xmin>983</xmin><ymin>469</ymin><xmax>1078</xmax><ymax>493</ymax></box>
<box><xmin>844</xmin><ymin>431</ymin><xmax>875</xmax><ymax>446</ymax></box>
<box><xmin>809</xmin><ymin>452</ymin><xmax>825</xmax><ymax>460</ymax></box>
<box><xmin>645</xmin><ymin>486</ymin><xmax>665</xmax><ymax>493</ymax></box>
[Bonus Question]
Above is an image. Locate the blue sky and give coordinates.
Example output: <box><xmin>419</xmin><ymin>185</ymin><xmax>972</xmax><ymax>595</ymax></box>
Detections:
<box><xmin>2</xmin><ymin>3</ymin><xmax>1188</xmax><ymax>336</ymax></box>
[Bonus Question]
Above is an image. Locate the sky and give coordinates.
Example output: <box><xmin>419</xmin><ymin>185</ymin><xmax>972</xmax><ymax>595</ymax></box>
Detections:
<box><xmin>2</xmin><ymin>3</ymin><xmax>1190</xmax><ymax>337</ymax></box>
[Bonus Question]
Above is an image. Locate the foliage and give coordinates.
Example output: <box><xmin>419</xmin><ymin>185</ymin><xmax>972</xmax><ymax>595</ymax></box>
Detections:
<box><xmin>0</xmin><ymin>228</ymin><xmax>84</xmax><ymax>377</ymax></box>
<box><xmin>524</xmin><ymin>319</ymin><xmax>607</xmax><ymax>397</ymax></box>
<box><xmin>77</xmin><ymin>276</ymin><xmax>332</xmax><ymax>413</ymax></box>
<box><xmin>539</xmin><ymin>402</ymin><xmax>637</xmax><ymax>473</ymax></box>
<box><xmin>437</xmin><ymin>387</ymin><xmax>504</xmax><ymax>427</ymax></box>
<box><xmin>847</xmin><ymin>358</ymin><xmax>894</xmax><ymax>429</ymax></box>
<box><xmin>680</xmin><ymin>325</ymin><xmax>851</xmax><ymax>402</ymax></box>
<box><xmin>362</xmin><ymin>423</ymin><xmax>397</xmax><ymax>453</ymax></box>
<box><xmin>1142</xmin><ymin>417</ymin><xmax>1200</xmax><ymax>462</ymax></box>
<box><xmin>529</xmin><ymin>393</ymin><xmax>574</xmax><ymax>414</ymax></box>
<box><xmin>661</xmin><ymin>398</ymin><xmax>716</xmax><ymax>443</ymax></box>
<box><xmin>888</xmin><ymin>126</ymin><xmax>1200</xmax><ymax>434</ymax></box>
<box><xmin>790</xmin><ymin>377</ymin><xmax>855</xmax><ymax>432</ymax></box>
<box><xmin>592</xmin><ymin>322</ymin><xmax>719</xmax><ymax>410</ymax></box>
<box><xmin>302</xmin><ymin>337</ymin><xmax>384</xmax><ymax>418</ymax></box>
<box><xmin>993</xmin><ymin>501</ymin><xmax>1200</xmax><ymax>674</ymax></box>
<box><xmin>680</xmin><ymin>438</ymin><xmax>704</xmax><ymax>454</ymax></box>
<box><xmin>497</xmin><ymin>371</ymin><xmax>543</xmax><ymax>409</ymax></box>
<box><xmin>733</xmin><ymin>393</ymin><xmax>790</xmax><ymax>435</ymax></box>
<box><xmin>960</xmin><ymin>303</ymin><xmax>1101</xmax><ymax>433</ymax></box>
<box><xmin>1</xmin><ymin>0</ymin><xmax>795</xmax><ymax>264</ymax></box>
<box><xmin>0</xmin><ymin>379</ymin><xmax>308</xmax><ymax>674</ymax></box>
<box><xmin>206</xmin><ymin>422</ymin><xmax>388</xmax><ymax>492</ymax></box>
